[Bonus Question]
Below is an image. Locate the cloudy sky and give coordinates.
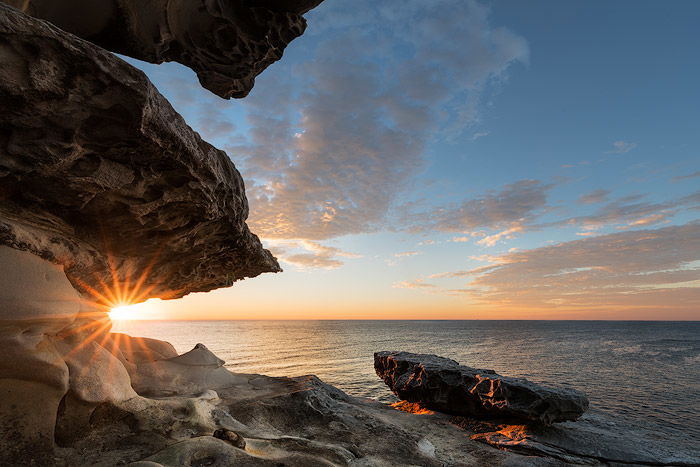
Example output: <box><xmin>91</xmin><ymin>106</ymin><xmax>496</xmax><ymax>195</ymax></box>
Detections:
<box><xmin>122</xmin><ymin>0</ymin><xmax>699</xmax><ymax>320</ymax></box>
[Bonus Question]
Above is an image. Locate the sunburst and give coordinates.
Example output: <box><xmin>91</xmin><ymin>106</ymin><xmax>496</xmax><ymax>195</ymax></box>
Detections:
<box><xmin>56</xmin><ymin>247</ymin><xmax>180</xmax><ymax>362</ymax></box>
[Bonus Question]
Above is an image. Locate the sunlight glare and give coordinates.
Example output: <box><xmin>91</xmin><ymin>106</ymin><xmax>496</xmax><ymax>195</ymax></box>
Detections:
<box><xmin>109</xmin><ymin>303</ymin><xmax>141</xmax><ymax>321</ymax></box>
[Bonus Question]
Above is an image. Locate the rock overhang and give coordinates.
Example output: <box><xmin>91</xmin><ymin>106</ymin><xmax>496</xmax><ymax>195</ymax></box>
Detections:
<box><xmin>0</xmin><ymin>3</ymin><xmax>281</xmax><ymax>304</ymax></box>
<box><xmin>1</xmin><ymin>0</ymin><xmax>324</xmax><ymax>99</ymax></box>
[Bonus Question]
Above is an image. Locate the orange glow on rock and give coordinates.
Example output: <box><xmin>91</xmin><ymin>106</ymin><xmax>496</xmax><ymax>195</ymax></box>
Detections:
<box><xmin>390</xmin><ymin>401</ymin><xmax>436</xmax><ymax>415</ymax></box>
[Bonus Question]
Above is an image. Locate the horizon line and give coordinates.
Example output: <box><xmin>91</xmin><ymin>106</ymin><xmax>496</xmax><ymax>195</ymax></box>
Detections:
<box><xmin>113</xmin><ymin>318</ymin><xmax>700</xmax><ymax>322</ymax></box>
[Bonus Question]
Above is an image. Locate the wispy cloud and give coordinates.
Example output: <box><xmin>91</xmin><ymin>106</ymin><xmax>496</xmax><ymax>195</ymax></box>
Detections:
<box><xmin>673</xmin><ymin>170</ymin><xmax>700</xmax><ymax>181</ymax></box>
<box><xmin>393</xmin><ymin>278</ymin><xmax>436</xmax><ymax>289</ymax></box>
<box><xmin>554</xmin><ymin>188</ymin><xmax>700</xmax><ymax>231</ymax></box>
<box><xmin>462</xmin><ymin>222</ymin><xmax>700</xmax><ymax>310</ymax></box>
<box><xmin>394</xmin><ymin>251</ymin><xmax>421</xmax><ymax>258</ymax></box>
<box><xmin>578</xmin><ymin>189</ymin><xmax>610</xmax><ymax>205</ymax></box>
<box><xmin>408</xmin><ymin>180</ymin><xmax>552</xmax><ymax>239</ymax></box>
<box><xmin>622</xmin><ymin>213</ymin><xmax>669</xmax><ymax>228</ymax></box>
<box><xmin>226</xmin><ymin>0</ymin><xmax>529</xmax><ymax>241</ymax></box>
<box><xmin>282</xmin><ymin>252</ymin><xmax>344</xmax><ymax>269</ymax></box>
<box><xmin>450</xmin><ymin>231</ymin><xmax>487</xmax><ymax>243</ymax></box>
<box><xmin>266</xmin><ymin>239</ymin><xmax>360</xmax><ymax>270</ymax></box>
<box><xmin>606</xmin><ymin>140</ymin><xmax>637</xmax><ymax>154</ymax></box>
<box><xmin>476</xmin><ymin>224</ymin><xmax>524</xmax><ymax>246</ymax></box>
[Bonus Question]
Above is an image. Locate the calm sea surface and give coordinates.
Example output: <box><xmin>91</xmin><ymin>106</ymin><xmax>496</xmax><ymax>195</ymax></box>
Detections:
<box><xmin>116</xmin><ymin>320</ymin><xmax>700</xmax><ymax>445</ymax></box>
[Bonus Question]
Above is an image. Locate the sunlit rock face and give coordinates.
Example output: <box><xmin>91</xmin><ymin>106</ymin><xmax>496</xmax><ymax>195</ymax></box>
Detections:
<box><xmin>0</xmin><ymin>3</ymin><xmax>280</xmax><ymax>301</ymax></box>
<box><xmin>1</xmin><ymin>0</ymin><xmax>322</xmax><ymax>98</ymax></box>
<box><xmin>0</xmin><ymin>247</ymin><xmax>79</xmax><ymax>462</ymax></box>
<box><xmin>127</xmin><ymin>343</ymin><xmax>247</xmax><ymax>397</ymax></box>
<box><xmin>0</xmin><ymin>246</ymin><xmax>240</xmax><ymax>463</ymax></box>
<box><xmin>375</xmin><ymin>351</ymin><xmax>589</xmax><ymax>424</ymax></box>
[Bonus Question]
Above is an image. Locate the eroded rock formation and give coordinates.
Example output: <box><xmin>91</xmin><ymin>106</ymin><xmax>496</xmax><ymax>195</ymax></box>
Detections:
<box><xmin>4</xmin><ymin>1</ymin><xmax>686</xmax><ymax>466</ymax></box>
<box><xmin>0</xmin><ymin>3</ymin><xmax>280</xmax><ymax>301</ymax></box>
<box><xmin>375</xmin><ymin>351</ymin><xmax>589</xmax><ymax>424</ymax></box>
<box><xmin>0</xmin><ymin>2</ymin><xmax>300</xmax><ymax>462</ymax></box>
<box><xmin>0</xmin><ymin>247</ymin><xmax>80</xmax><ymax>462</ymax></box>
<box><xmin>0</xmin><ymin>245</ymin><xmax>694</xmax><ymax>465</ymax></box>
<box><xmin>1</xmin><ymin>0</ymin><xmax>322</xmax><ymax>98</ymax></box>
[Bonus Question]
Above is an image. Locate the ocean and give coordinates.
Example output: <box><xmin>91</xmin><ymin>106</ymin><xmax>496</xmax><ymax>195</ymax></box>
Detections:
<box><xmin>115</xmin><ymin>320</ymin><xmax>700</xmax><ymax>447</ymax></box>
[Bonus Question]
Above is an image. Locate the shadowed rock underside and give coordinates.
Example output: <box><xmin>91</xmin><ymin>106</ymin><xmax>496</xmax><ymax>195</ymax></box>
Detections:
<box><xmin>0</xmin><ymin>4</ymin><xmax>280</xmax><ymax>300</ymax></box>
<box><xmin>1</xmin><ymin>0</ymin><xmax>323</xmax><ymax>98</ymax></box>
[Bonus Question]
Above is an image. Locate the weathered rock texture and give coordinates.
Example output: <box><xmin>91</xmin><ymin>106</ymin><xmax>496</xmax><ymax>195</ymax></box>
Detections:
<box><xmin>1</xmin><ymin>0</ymin><xmax>323</xmax><ymax>98</ymax></box>
<box><xmin>0</xmin><ymin>247</ymin><xmax>80</xmax><ymax>463</ymax></box>
<box><xmin>0</xmin><ymin>3</ymin><xmax>280</xmax><ymax>301</ymax></box>
<box><xmin>12</xmin><ymin>340</ymin><xmax>696</xmax><ymax>466</ymax></box>
<box><xmin>127</xmin><ymin>343</ymin><xmax>247</xmax><ymax>397</ymax></box>
<box><xmin>375</xmin><ymin>351</ymin><xmax>589</xmax><ymax>425</ymax></box>
<box><xmin>0</xmin><ymin>249</ymin><xmax>694</xmax><ymax>467</ymax></box>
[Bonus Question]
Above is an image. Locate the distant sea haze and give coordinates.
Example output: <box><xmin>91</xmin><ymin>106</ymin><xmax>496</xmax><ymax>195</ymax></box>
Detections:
<box><xmin>118</xmin><ymin>320</ymin><xmax>700</xmax><ymax>448</ymax></box>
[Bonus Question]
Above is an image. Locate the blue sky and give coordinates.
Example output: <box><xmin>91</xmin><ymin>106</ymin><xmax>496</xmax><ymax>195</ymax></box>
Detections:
<box><xmin>122</xmin><ymin>0</ymin><xmax>700</xmax><ymax>320</ymax></box>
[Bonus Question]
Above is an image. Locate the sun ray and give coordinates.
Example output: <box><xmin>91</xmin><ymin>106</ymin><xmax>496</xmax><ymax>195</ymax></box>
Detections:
<box><xmin>62</xmin><ymin>319</ymin><xmax>113</xmax><ymax>360</ymax></box>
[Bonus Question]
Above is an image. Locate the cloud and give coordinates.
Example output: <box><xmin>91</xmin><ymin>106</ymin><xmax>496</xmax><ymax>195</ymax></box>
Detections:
<box><xmin>266</xmin><ymin>239</ymin><xmax>360</xmax><ymax>270</ymax></box>
<box><xmin>462</xmin><ymin>222</ymin><xmax>700</xmax><ymax>310</ymax></box>
<box><xmin>673</xmin><ymin>171</ymin><xmax>700</xmax><ymax>181</ymax></box>
<box><xmin>429</xmin><ymin>254</ymin><xmax>509</xmax><ymax>279</ymax></box>
<box><xmin>409</xmin><ymin>179</ymin><xmax>552</xmax><ymax>236</ymax></box>
<box><xmin>393</xmin><ymin>279</ymin><xmax>436</xmax><ymax>289</ymax></box>
<box><xmin>550</xmin><ymin>189</ymin><xmax>700</xmax><ymax>232</ymax></box>
<box><xmin>476</xmin><ymin>224</ymin><xmax>524</xmax><ymax>246</ymax></box>
<box><xmin>680</xmin><ymin>190</ymin><xmax>700</xmax><ymax>207</ymax></box>
<box><xmin>623</xmin><ymin>213</ymin><xmax>669</xmax><ymax>227</ymax></box>
<box><xmin>283</xmin><ymin>253</ymin><xmax>344</xmax><ymax>269</ymax></box>
<box><xmin>471</xmin><ymin>131</ymin><xmax>489</xmax><ymax>140</ymax></box>
<box><xmin>578</xmin><ymin>189</ymin><xmax>610</xmax><ymax>205</ymax></box>
<box><xmin>560</xmin><ymin>194</ymin><xmax>676</xmax><ymax>230</ymax></box>
<box><xmin>394</xmin><ymin>251</ymin><xmax>421</xmax><ymax>258</ymax></box>
<box><xmin>450</xmin><ymin>231</ymin><xmax>487</xmax><ymax>243</ymax></box>
<box><xmin>606</xmin><ymin>140</ymin><xmax>637</xmax><ymax>154</ymax></box>
<box><xmin>229</xmin><ymin>0</ymin><xmax>529</xmax><ymax>241</ymax></box>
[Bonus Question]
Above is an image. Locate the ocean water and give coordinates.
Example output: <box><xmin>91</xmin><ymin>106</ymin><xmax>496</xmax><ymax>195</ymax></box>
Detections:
<box><xmin>116</xmin><ymin>320</ymin><xmax>700</xmax><ymax>446</ymax></box>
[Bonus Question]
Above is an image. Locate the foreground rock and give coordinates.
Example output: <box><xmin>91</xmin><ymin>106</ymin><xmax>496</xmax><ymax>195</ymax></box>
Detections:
<box><xmin>40</xmin><ymin>345</ymin><xmax>700</xmax><ymax>466</ymax></box>
<box><xmin>375</xmin><ymin>351</ymin><xmax>589</xmax><ymax>424</ymax></box>
<box><xmin>127</xmin><ymin>343</ymin><xmax>248</xmax><ymax>397</ymax></box>
<box><xmin>466</xmin><ymin>415</ymin><xmax>699</xmax><ymax>466</ymax></box>
<box><xmin>1</xmin><ymin>0</ymin><xmax>324</xmax><ymax>98</ymax></box>
<box><xmin>0</xmin><ymin>4</ymin><xmax>292</xmax><ymax>462</ymax></box>
<box><xmin>0</xmin><ymin>4</ymin><xmax>279</xmax><ymax>300</ymax></box>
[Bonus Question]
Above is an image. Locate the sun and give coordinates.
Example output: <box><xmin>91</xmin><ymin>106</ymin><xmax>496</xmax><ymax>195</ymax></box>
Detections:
<box><xmin>108</xmin><ymin>303</ymin><xmax>141</xmax><ymax>321</ymax></box>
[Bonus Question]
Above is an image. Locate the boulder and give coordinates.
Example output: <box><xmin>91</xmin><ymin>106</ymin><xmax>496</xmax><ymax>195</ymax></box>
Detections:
<box><xmin>0</xmin><ymin>3</ymin><xmax>280</xmax><ymax>303</ymax></box>
<box><xmin>1</xmin><ymin>0</ymin><xmax>324</xmax><ymax>98</ymax></box>
<box><xmin>374</xmin><ymin>351</ymin><xmax>588</xmax><ymax>424</ymax></box>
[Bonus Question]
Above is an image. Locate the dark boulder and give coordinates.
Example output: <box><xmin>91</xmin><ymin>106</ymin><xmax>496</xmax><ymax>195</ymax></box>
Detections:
<box><xmin>375</xmin><ymin>351</ymin><xmax>588</xmax><ymax>424</ymax></box>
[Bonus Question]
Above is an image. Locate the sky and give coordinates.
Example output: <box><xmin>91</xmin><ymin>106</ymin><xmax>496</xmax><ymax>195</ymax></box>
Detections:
<box><xmin>114</xmin><ymin>0</ymin><xmax>700</xmax><ymax>321</ymax></box>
